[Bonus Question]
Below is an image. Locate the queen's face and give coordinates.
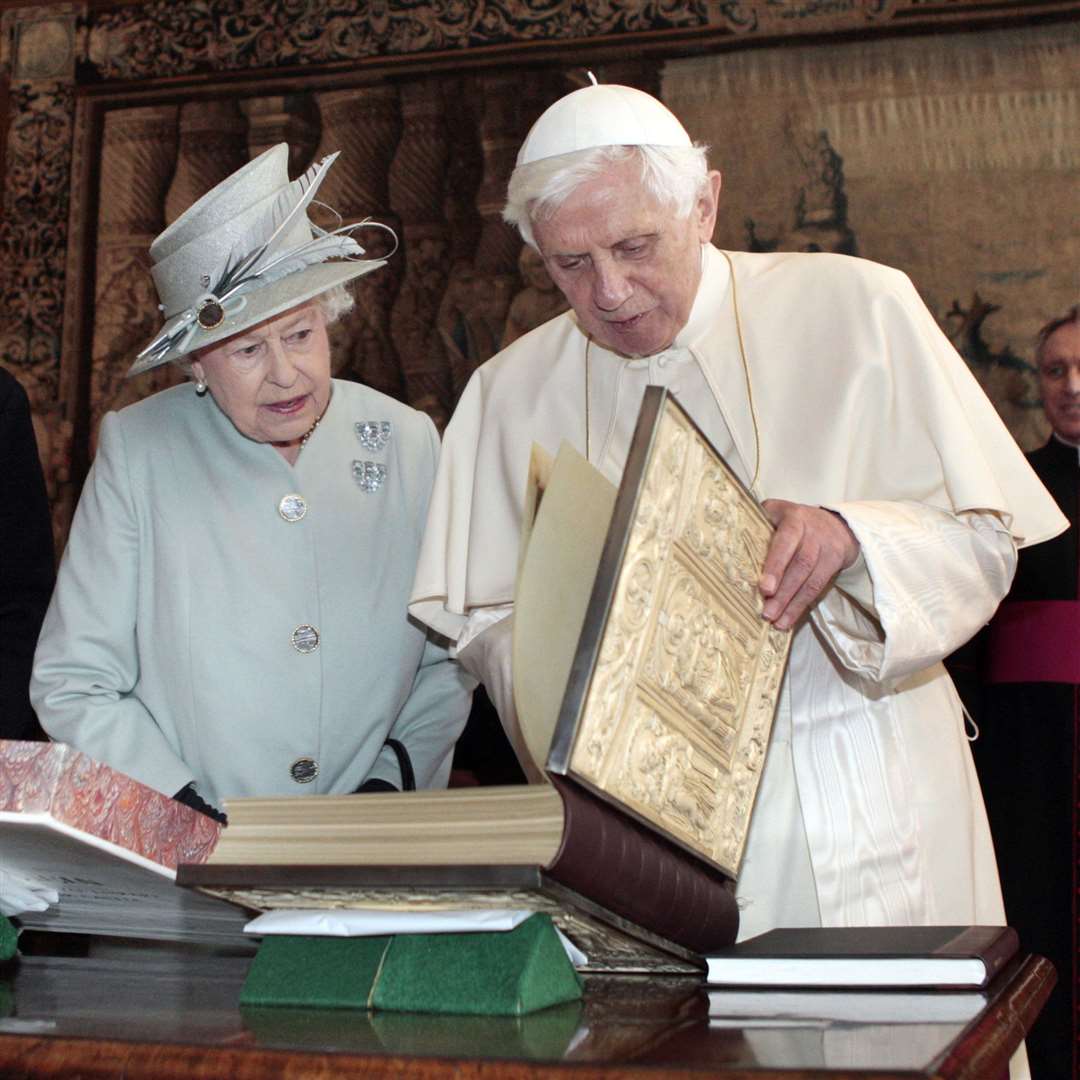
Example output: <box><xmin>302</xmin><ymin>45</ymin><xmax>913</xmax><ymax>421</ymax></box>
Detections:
<box><xmin>1038</xmin><ymin>320</ymin><xmax>1080</xmax><ymax>446</ymax></box>
<box><xmin>531</xmin><ymin>157</ymin><xmax>721</xmax><ymax>359</ymax></box>
<box><xmin>191</xmin><ymin>300</ymin><xmax>332</xmax><ymax>462</ymax></box>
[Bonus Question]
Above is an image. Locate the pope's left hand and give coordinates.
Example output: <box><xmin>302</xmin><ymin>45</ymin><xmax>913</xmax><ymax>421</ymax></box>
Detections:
<box><xmin>758</xmin><ymin>500</ymin><xmax>860</xmax><ymax>630</ymax></box>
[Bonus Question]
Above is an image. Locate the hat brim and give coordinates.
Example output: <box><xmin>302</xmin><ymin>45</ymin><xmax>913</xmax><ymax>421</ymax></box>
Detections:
<box><xmin>127</xmin><ymin>257</ymin><xmax>386</xmax><ymax>376</ymax></box>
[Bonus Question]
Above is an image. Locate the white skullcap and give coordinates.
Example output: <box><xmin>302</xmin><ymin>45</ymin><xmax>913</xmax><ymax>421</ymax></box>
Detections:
<box><xmin>516</xmin><ymin>83</ymin><xmax>692</xmax><ymax>166</ymax></box>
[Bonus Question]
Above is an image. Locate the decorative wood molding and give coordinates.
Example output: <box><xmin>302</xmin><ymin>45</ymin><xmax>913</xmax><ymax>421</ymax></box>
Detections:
<box><xmin>71</xmin><ymin>0</ymin><xmax>1080</xmax><ymax>83</ymax></box>
<box><xmin>706</xmin><ymin>0</ymin><xmax>1080</xmax><ymax>39</ymax></box>
<box><xmin>80</xmin><ymin>2</ymin><xmax>707</xmax><ymax>81</ymax></box>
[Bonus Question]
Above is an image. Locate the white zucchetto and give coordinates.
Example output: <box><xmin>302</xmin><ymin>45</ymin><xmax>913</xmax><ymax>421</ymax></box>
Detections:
<box><xmin>515</xmin><ymin>83</ymin><xmax>693</xmax><ymax>166</ymax></box>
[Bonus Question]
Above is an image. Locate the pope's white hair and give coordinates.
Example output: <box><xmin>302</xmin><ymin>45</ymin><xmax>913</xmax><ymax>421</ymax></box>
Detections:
<box><xmin>503</xmin><ymin>144</ymin><xmax>710</xmax><ymax>248</ymax></box>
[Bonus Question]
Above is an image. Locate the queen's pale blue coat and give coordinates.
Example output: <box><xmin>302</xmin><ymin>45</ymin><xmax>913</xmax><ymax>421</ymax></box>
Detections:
<box><xmin>32</xmin><ymin>379</ymin><xmax>473</xmax><ymax>808</ymax></box>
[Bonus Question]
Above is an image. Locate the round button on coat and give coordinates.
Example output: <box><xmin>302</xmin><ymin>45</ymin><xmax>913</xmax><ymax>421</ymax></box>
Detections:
<box><xmin>290</xmin><ymin>757</ymin><xmax>319</xmax><ymax>784</ymax></box>
<box><xmin>278</xmin><ymin>494</ymin><xmax>307</xmax><ymax>522</ymax></box>
<box><xmin>291</xmin><ymin>625</ymin><xmax>320</xmax><ymax>653</ymax></box>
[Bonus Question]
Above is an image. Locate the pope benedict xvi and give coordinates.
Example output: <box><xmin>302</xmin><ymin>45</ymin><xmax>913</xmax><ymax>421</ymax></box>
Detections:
<box><xmin>409</xmin><ymin>83</ymin><xmax>1065</xmax><ymax>968</ymax></box>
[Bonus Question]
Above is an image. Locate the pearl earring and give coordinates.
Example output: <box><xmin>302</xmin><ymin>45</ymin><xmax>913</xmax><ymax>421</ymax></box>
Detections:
<box><xmin>194</xmin><ymin>378</ymin><xmax>208</xmax><ymax>396</ymax></box>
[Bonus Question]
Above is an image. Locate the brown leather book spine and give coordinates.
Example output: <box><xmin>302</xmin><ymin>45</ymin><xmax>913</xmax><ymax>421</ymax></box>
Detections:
<box><xmin>546</xmin><ymin>774</ymin><xmax>739</xmax><ymax>955</ymax></box>
<box><xmin>949</xmin><ymin>925</ymin><xmax>1021</xmax><ymax>984</ymax></box>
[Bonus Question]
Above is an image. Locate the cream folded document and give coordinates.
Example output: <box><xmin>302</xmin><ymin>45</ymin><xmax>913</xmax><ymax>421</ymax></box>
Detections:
<box><xmin>243</xmin><ymin>908</ymin><xmax>587</xmax><ymax>966</ymax></box>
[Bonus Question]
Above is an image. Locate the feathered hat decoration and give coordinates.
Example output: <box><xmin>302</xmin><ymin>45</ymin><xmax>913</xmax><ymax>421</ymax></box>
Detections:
<box><xmin>130</xmin><ymin>144</ymin><xmax>394</xmax><ymax>374</ymax></box>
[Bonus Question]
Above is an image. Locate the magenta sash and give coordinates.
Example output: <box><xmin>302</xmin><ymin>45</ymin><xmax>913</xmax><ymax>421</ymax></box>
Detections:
<box><xmin>986</xmin><ymin>600</ymin><xmax>1080</xmax><ymax>684</ymax></box>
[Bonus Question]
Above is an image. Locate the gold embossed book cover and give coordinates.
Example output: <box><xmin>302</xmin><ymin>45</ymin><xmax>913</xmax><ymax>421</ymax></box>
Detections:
<box><xmin>515</xmin><ymin>387</ymin><xmax>790</xmax><ymax>880</ymax></box>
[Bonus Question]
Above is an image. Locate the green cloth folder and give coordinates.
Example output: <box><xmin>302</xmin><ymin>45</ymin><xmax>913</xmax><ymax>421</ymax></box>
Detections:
<box><xmin>240</xmin><ymin>933</ymin><xmax>389</xmax><ymax>1010</ymax></box>
<box><xmin>0</xmin><ymin>917</ymin><xmax>16</xmax><ymax>964</ymax></box>
<box><xmin>240</xmin><ymin>913</ymin><xmax>582</xmax><ymax>1016</ymax></box>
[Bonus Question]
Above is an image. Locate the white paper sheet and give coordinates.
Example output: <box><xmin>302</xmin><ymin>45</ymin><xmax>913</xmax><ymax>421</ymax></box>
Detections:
<box><xmin>242</xmin><ymin>908</ymin><xmax>588</xmax><ymax>966</ymax></box>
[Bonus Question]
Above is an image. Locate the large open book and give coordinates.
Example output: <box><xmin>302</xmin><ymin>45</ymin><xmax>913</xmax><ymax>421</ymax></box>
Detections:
<box><xmin>0</xmin><ymin>740</ymin><xmax>250</xmax><ymax>943</ymax></box>
<box><xmin>181</xmin><ymin>389</ymin><xmax>792</xmax><ymax>971</ymax></box>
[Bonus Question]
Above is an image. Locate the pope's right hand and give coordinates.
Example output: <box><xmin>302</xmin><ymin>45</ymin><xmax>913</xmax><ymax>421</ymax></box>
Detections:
<box><xmin>0</xmin><ymin>867</ymin><xmax>58</xmax><ymax>918</ymax></box>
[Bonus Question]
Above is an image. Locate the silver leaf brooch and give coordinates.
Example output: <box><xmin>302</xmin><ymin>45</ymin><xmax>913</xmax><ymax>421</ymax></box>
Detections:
<box><xmin>352</xmin><ymin>461</ymin><xmax>387</xmax><ymax>492</ymax></box>
<box><xmin>355</xmin><ymin>420</ymin><xmax>391</xmax><ymax>452</ymax></box>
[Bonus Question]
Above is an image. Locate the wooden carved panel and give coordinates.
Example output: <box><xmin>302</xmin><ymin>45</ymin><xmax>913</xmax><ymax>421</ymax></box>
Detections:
<box><xmin>388</xmin><ymin>78</ymin><xmax>456</xmax><ymax>428</ymax></box>
<box><xmin>89</xmin><ymin>105</ymin><xmax>182</xmax><ymax>453</ymax></box>
<box><xmin>315</xmin><ymin>85</ymin><xmax>405</xmax><ymax>401</ymax></box>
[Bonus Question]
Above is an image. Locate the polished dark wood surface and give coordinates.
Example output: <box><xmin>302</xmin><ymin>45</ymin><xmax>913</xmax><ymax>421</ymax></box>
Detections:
<box><xmin>0</xmin><ymin>944</ymin><xmax>1054</xmax><ymax>1079</ymax></box>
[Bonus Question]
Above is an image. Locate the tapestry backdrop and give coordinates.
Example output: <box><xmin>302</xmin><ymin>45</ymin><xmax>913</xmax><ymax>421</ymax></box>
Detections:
<box><xmin>2</xmin><ymin>4</ymin><xmax>1078</xmax><ymax>548</ymax></box>
<box><xmin>666</xmin><ymin>21</ymin><xmax>1080</xmax><ymax>451</ymax></box>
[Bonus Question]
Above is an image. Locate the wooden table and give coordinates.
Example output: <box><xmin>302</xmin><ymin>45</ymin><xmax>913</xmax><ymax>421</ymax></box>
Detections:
<box><xmin>0</xmin><ymin>944</ymin><xmax>1054</xmax><ymax>1079</ymax></box>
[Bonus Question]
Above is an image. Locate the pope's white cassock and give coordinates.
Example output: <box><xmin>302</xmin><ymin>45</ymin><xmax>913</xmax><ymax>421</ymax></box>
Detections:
<box><xmin>410</xmin><ymin>244</ymin><xmax>1066</xmax><ymax>939</ymax></box>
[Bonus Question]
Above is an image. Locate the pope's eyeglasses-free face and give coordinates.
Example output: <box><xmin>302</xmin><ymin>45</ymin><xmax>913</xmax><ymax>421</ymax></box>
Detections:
<box><xmin>532</xmin><ymin>156</ymin><xmax>721</xmax><ymax>360</ymax></box>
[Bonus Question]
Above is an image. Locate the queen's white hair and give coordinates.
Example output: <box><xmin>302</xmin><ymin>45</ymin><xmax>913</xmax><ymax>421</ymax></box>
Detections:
<box><xmin>503</xmin><ymin>143</ymin><xmax>710</xmax><ymax>248</ymax></box>
<box><xmin>315</xmin><ymin>282</ymin><xmax>355</xmax><ymax>325</ymax></box>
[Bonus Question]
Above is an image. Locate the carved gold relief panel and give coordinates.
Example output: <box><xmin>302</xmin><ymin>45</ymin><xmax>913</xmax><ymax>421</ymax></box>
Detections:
<box><xmin>569</xmin><ymin>402</ymin><xmax>790</xmax><ymax>878</ymax></box>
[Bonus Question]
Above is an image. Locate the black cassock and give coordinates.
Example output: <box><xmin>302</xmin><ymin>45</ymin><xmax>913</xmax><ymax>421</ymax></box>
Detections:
<box><xmin>967</xmin><ymin>436</ymin><xmax>1078</xmax><ymax>1080</ymax></box>
<box><xmin>0</xmin><ymin>369</ymin><xmax>54</xmax><ymax>742</ymax></box>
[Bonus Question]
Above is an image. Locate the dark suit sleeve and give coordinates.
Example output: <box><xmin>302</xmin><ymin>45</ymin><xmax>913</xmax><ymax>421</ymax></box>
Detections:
<box><xmin>0</xmin><ymin>370</ymin><xmax>55</xmax><ymax>740</ymax></box>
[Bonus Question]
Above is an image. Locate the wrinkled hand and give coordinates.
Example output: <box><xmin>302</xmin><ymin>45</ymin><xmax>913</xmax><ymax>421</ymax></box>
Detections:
<box><xmin>0</xmin><ymin>867</ymin><xmax>58</xmax><ymax>918</ymax></box>
<box><xmin>759</xmin><ymin>500</ymin><xmax>860</xmax><ymax>630</ymax></box>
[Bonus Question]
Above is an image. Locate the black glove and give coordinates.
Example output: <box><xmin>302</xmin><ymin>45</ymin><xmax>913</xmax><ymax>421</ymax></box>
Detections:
<box><xmin>353</xmin><ymin>777</ymin><xmax>398</xmax><ymax>794</ymax></box>
<box><xmin>173</xmin><ymin>783</ymin><xmax>227</xmax><ymax>824</ymax></box>
<box><xmin>385</xmin><ymin>738</ymin><xmax>415</xmax><ymax>791</ymax></box>
<box><xmin>353</xmin><ymin>738</ymin><xmax>416</xmax><ymax>794</ymax></box>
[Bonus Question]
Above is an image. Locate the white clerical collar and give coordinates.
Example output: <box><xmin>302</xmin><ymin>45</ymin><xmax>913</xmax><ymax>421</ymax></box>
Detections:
<box><xmin>674</xmin><ymin>243</ymin><xmax>731</xmax><ymax>350</ymax></box>
<box><xmin>1051</xmin><ymin>432</ymin><xmax>1080</xmax><ymax>464</ymax></box>
<box><xmin>624</xmin><ymin>348</ymin><xmax>692</xmax><ymax>371</ymax></box>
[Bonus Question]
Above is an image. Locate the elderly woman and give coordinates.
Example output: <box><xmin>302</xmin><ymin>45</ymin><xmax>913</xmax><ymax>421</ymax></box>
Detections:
<box><xmin>29</xmin><ymin>144</ymin><xmax>473</xmax><ymax>823</ymax></box>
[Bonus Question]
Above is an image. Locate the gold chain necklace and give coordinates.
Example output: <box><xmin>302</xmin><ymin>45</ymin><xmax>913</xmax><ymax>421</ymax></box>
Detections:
<box><xmin>585</xmin><ymin>336</ymin><xmax>591</xmax><ymax>462</ymax></box>
<box><xmin>720</xmin><ymin>249</ymin><xmax>761</xmax><ymax>492</ymax></box>
<box><xmin>300</xmin><ymin>418</ymin><xmax>320</xmax><ymax>447</ymax></box>
<box><xmin>298</xmin><ymin>408</ymin><xmax>324</xmax><ymax>453</ymax></box>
